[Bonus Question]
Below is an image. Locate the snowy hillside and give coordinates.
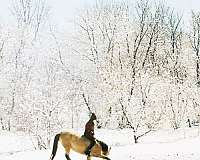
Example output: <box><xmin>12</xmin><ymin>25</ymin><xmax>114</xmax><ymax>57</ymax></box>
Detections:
<box><xmin>1</xmin><ymin>128</ymin><xmax>200</xmax><ymax>160</ymax></box>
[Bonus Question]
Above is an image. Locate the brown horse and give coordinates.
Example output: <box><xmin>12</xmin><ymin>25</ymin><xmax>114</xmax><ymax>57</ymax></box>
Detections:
<box><xmin>49</xmin><ymin>131</ymin><xmax>111</xmax><ymax>160</ymax></box>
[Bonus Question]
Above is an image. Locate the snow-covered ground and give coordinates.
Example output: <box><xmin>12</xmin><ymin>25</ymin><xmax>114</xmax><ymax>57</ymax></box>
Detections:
<box><xmin>1</xmin><ymin>128</ymin><xmax>200</xmax><ymax>160</ymax></box>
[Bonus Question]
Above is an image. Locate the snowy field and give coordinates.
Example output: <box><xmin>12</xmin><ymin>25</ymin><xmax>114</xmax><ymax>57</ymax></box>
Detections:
<box><xmin>1</xmin><ymin>128</ymin><xmax>200</xmax><ymax>160</ymax></box>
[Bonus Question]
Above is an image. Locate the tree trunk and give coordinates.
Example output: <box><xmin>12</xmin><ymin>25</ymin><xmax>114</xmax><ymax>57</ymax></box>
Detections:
<box><xmin>134</xmin><ymin>135</ymin><xmax>138</xmax><ymax>143</ymax></box>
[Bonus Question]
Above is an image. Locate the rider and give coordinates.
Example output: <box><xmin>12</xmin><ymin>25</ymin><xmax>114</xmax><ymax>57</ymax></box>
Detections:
<box><xmin>84</xmin><ymin>113</ymin><xmax>97</xmax><ymax>155</ymax></box>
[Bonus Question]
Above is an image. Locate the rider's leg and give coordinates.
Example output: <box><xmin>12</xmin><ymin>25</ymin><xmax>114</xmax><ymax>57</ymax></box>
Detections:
<box><xmin>84</xmin><ymin>139</ymin><xmax>96</xmax><ymax>155</ymax></box>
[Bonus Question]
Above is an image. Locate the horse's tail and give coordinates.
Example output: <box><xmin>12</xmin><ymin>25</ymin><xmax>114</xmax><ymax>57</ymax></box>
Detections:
<box><xmin>49</xmin><ymin>133</ymin><xmax>60</xmax><ymax>160</ymax></box>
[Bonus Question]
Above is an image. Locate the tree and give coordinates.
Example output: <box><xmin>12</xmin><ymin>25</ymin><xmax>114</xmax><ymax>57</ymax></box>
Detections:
<box><xmin>189</xmin><ymin>11</ymin><xmax>200</xmax><ymax>86</ymax></box>
<box><xmin>0</xmin><ymin>0</ymin><xmax>49</xmax><ymax>131</ymax></box>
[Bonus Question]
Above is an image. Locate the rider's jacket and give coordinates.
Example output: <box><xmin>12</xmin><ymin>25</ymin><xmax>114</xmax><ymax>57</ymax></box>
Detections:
<box><xmin>84</xmin><ymin>119</ymin><xmax>95</xmax><ymax>140</ymax></box>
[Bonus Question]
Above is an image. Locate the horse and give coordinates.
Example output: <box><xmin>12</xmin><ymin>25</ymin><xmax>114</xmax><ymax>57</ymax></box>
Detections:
<box><xmin>49</xmin><ymin>131</ymin><xmax>111</xmax><ymax>160</ymax></box>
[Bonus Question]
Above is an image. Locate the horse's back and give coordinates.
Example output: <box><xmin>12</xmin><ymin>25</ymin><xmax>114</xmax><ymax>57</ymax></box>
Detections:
<box><xmin>59</xmin><ymin>132</ymin><xmax>73</xmax><ymax>147</ymax></box>
<box><xmin>59</xmin><ymin>131</ymin><xmax>89</xmax><ymax>154</ymax></box>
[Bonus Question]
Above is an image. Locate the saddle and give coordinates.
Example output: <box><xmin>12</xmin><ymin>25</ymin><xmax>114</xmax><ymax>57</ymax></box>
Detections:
<box><xmin>81</xmin><ymin>135</ymin><xmax>96</xmax><ymax>143</ymax></box>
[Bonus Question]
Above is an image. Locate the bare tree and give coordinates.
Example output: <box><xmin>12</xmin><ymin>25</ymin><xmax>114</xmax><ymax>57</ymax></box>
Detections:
<box><xmin>128</xmin><ymin>0</ymin><xmax>150</xmax><ymax>101</ymax></box>
<box><xmin>119</xmin><ymin>81</ymin><xmax>162</xmax><ymax>143</ymax></box>
<box><xmin>11</xmin><ymin>0</ymin><xmax>49</xmax><ymax>40</ymax></box>
<box><xmin>142</xmin><ymin>2</ymin><xmax>168</xmax><ymax>71</ymax></box>
<box><xmin>189</xmin><ymin>11</ymin><xmax>200</xmax><ymax>86</ymax></box>
<box><xmin>4</xmin><ymin>0</ymin><xmax>49</xmax><ymax>131</ymax></box>
<box><xmin>166</xmin><ymin>86</ymin><xmax>188</xmax><ymax>129</ymax></box>
<box><xmin>165</xmin><ymin>11</ymin><xmax>187</xmax><ymax>84</ymax></box>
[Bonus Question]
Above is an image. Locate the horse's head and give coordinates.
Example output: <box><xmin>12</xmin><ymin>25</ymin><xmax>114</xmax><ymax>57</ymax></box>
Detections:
<box><xmin>98</xmin><ymin>140</ymin><xmax>111</xmax><ymax>156</ymax></box>
<box><xmin>102</xmin><ymin>146</ymin><xmax>111</xmax><ymax>156</ymax></box>
<box><xmin>92</xmin><ymin>140</ymin><xmax>112</xmax><ymax>160</ymax></box>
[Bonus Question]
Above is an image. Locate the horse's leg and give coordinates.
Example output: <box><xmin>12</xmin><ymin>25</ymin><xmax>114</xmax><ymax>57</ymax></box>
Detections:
<box><xmin>90</xmin><ymin>154</ymin><xmax>110</xmax><ymax>160</ymax></box>
<box><xmin>104</xmin><ymin>157</ymin><xmax>111</xmax><ymax>160</ymax></box>
<box><xmin>87</xmin><ymin>156</ymin><xmax>92</xmax><ymax>160</ymax></box>
<box><xmin>97</xmin><ymin>155</ymin><xmax>111</xmax><ymax>160</ymax></box>
<box><xmin>101</xmin><ymin>156</ymin><xmax>111</xmax><ymax>160</ymax></box>
<box><xmin>65</xmin><ymin>154</ymin><xmax>71</xmax><ymax>160</ymax></box>
<box><xmin>64</xmin><ymin>145</ymin><xmax>71</xmax><ymax>160</ymax></box>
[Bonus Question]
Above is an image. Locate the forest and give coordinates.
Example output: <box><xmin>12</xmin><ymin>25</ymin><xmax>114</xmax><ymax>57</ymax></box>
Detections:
<box><xmin>0</xmin><ymin>0</ymin><xmax>200</xmax><ymax>150</ymax></box>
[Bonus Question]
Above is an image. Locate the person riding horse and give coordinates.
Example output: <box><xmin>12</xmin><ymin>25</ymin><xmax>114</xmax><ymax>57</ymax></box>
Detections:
<box><xmin>49</xmin><ymin>112</ymin><xmax>111</xmax><ymax>160</ymax></box>
<box><xmin>84</xmin><ymin>113</ymin><xmax>97</xmax><ymax>156</ymax></box>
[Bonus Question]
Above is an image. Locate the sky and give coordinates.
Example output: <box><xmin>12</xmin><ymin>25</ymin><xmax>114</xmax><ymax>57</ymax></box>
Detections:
<box><xmin>0</xmin><ymin>0</ymin><xmax>95</xmax><ymax>28</ymax></box>
<box><xmin>0</xmin><ymin>0</ymin><xmax>200</xmax><ymax>29</ymax></box>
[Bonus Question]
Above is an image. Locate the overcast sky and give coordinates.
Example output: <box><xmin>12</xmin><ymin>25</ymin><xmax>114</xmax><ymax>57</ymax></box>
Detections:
<box><xmin>0</xmin><ymin>0</ymin><xmax>200</xmax><ymax>29</ymax></box>
<box><xmin>0</xmin><ymin>0</ymin><xmax>94</xmax><ymax>27</ymax></box>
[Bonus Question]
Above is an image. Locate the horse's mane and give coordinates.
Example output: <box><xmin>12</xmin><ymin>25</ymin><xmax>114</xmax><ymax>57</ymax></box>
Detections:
<box><xmin>97</xmin><ymin>140</ymin><xmax>108</xmax><ymax>152</ymax></box>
